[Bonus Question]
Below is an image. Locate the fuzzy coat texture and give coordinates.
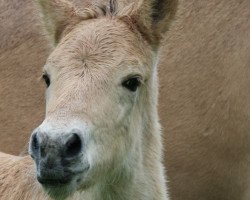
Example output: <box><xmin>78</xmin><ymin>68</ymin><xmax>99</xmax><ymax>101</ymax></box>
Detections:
<box><xmin>0</xmin><ymin>0</ymin><xmax>250</xmax><ymax>200</ymax></box>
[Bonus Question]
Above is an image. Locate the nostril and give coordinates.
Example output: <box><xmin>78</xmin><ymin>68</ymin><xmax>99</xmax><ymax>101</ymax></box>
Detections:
<box><xmin>31</xmin><ymin>132</ymin><xmax>39</xmax><ymax>151</ymax></box>
<box><xmin>65</xmin><ymin>133</ymin><xmax>82</xmax><ymax>157</ymax></box>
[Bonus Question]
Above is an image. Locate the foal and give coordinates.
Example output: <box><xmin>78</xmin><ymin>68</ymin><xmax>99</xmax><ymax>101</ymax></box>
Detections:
<box><xmin>0</xmin><ymin>0</ymin><xmax>177</xmax><ymax>199</ymax></box>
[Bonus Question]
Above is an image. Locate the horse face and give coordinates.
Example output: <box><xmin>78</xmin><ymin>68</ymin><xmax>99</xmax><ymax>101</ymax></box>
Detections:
<box><xmin>29</xmin><ymin>18</ymin><xmax>153</xmax><ymax>198</ymax></box>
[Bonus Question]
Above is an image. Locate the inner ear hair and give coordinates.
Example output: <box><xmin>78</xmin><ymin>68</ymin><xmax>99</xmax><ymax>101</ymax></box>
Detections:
<box><xmin>128</xmin><ymin>0</ymin><xmax>178</xmax><ymax>48</ymax></box>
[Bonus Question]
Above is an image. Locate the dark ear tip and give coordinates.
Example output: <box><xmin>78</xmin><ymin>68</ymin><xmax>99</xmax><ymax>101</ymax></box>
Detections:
<box><xmin>152</xmin><ymin>0</ymin><xmax>178</xmax><ymax>22</ymax></box>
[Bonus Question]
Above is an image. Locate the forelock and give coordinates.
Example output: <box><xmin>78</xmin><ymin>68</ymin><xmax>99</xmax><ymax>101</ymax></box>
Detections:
<box><xmin>78</xmin><ymin>0</ymin><xmax>118</xmax><ymax>20</ymax></box>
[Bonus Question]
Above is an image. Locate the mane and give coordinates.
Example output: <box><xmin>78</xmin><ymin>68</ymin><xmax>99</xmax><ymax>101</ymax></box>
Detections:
<box><xmin>78</xmin><ymin>0</ymin><xmax>118</xmax><ymax>21</ymax></box>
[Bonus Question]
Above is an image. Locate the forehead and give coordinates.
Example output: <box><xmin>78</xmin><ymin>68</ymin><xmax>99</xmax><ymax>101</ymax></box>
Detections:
<box><xmin>45</xmin><ymin>18</ymin><xmax>152</xmax><ymax>74</ymax></box>
<box><xmin>45</xmin><ymin>18</ymin><xmax>151</xmax><ymax>78</ymax></box>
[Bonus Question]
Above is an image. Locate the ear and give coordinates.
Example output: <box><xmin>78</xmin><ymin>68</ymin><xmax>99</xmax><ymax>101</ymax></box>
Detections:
<box><xmin>35</xmin><ymin>0</ymin><xmax>83</xmax><ymax>45</ymax></box>
<box><xmin>132</xmin><ymin>0</ymin><xmax>178</xmax><ymax>47</ymax></box>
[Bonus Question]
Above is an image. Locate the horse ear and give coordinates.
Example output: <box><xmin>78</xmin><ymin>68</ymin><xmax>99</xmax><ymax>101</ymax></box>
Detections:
<box><xmin>35</xmin><ymin>0</ymin><xmax>83</xmax><ymax>45</ymax></box>
<box><xmin>131</xmin><ymin>0</ymin><xmax>178</xmax><ymax>47</ymax></box>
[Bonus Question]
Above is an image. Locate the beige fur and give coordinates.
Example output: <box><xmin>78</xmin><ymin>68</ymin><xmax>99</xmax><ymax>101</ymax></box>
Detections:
<box><xmin>0</xmin><ymin>0</ymin><xmax>50</xmax><ymax>155</ymax></box>
<box><xmin>0</xmin><ymin>152</ymin><xmax>49</xmax><ymax>200</ymax></box>
<box><xmin>0</xmin><ymin>0</ymin><xmax>250</xmax><ymax>200</ymax></box>
<box><xmin>160</xmin><ymin>0</ymin><xmax>250</xmax><ymax>199</ymax></box>
<box><xmin>0</xmin><ymin>0</ymin><xmax>177</xmax><ymax>199</ymax></box>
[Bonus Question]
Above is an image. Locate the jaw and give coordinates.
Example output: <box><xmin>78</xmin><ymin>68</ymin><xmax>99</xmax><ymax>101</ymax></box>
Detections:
<box><xmin>43</xmin><ymin>184</ymin><xmax>75</xmax><ymax>200</ymax></box>
<box><xmin>39</xmin><ymin>169</ymin><xmax>90</xmax><ymax>200</ymax></box>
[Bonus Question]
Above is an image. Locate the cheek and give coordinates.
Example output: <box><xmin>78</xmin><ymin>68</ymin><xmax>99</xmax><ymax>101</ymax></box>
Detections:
<box><xmin>83</xmin><ymin>96</ymin><xmax>135</xmax><ymax>166</ymax></box>
<box><xmin>116</xmin><ymin>94</ymin><xmax>136</xmax><ymax>120</ymax></box>
<box><xmin>116</xmin><ymin>105</ymin><xmax>127</xmax><ymax>122</ymax></box>
<box><xmin>85</xmin><ymin>125</ymin><xmax>131</xmax><ymax>169</ymax></box>
<box><xmin>44</xmin><ymin>88</ymin><xmax>51</xmax><ymax>114</ymax></box>
<box><xmin>88</xmin><ymin>93</ymin><xmax>134</xmax><ymax>127</ymax></box>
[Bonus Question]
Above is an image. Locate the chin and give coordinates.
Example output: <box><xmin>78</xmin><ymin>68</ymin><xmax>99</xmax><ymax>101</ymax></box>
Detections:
<box><xmin>42</xmin><ymin>183</ymin><xmax>76</xmax><ymax>200</ymax></box>
<box><xmin>41</xmin><ymin>174</ymin><xmax>92</xmax><ymax>200</ymax></box>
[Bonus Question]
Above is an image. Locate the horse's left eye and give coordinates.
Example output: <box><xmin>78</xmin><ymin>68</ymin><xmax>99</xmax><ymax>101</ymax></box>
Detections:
<box><xmin>42</xmin><ymin>74</ymin><xmax>50</xmax><ymax>87</ymax></box>
<box><xmin>122</xmin><ymin>76</ymin><xmax>141</xmax><ymax>92</ymax></box>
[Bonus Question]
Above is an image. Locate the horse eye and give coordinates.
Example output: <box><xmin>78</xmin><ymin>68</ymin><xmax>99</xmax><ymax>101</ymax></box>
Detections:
<box><xmin>122</xmin><ymin>76</ymin><xmax>141</xmax><ymax>92</ymax></box>
<box><xmin>42</xmin><ymin>74</ymin><xmax>50</xmax><ymax>87</ymax></box>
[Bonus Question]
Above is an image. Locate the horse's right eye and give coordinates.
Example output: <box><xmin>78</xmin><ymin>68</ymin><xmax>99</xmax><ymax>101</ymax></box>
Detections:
<box><xmin>42</xmin><ymin>74</ymin><xmax>50</xmax><ymax>87</ymax></box>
